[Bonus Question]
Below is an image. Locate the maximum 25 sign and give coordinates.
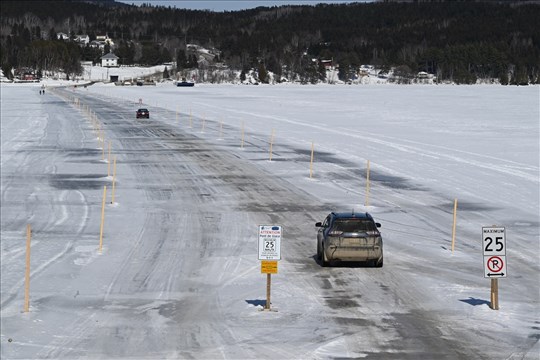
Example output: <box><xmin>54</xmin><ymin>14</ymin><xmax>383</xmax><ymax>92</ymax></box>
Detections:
<box><xmin>482</xmin><ymin>226</ymin><xmax>507</xmax><ymax>278</ymax></box>
<box><xmin>258</xmin><ymin>225</ymin><xmax>282</xmax><ymax>260</ymax></box>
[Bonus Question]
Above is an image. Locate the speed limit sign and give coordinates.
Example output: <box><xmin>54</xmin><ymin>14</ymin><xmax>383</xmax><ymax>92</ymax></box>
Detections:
<box><xmin>482</xmin><ymin>227</ymin><xmax>507</xmax><ymax>278</ymax></box>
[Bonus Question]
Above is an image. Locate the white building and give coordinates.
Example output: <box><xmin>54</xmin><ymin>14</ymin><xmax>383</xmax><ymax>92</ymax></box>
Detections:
<box><xmin>100</xmin><ymin>52</ymin><xmax>119</xmax><ymax>67</ymax></box>
<box><xmin>75</xmin><ymin>35</ymin><xmax>89</xmax><ymax>45</ymax></box>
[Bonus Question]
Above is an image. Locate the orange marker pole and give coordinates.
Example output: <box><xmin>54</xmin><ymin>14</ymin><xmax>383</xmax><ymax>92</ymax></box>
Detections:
<box><xmin>451</xmin><ymin>198</ymin><xmax>458</xmax><ymax>253</ymax></box>
<box><xmin>241</xmin><ymin>121</ymin><xmax>245</xmax><ymax>148</ymax></box>
<box><xmin>269</xmin><ymin>129</ymin><xmax>275</xmax><ymax>161</ymax></box>
<box><xmin>365</xmin><ymin>160</ymin><xmax>371</xmax><ymax>207</ymax></box>
<box><xmin>111</xmin><ymin>156</ymin><xmax>117</xmax><ymax>204</ymax></box>
<box><xmin>24</xmin><ymin>224</ymin><xmax>31</xmax><ymax>312</ymax></box>
<box><xmin>107</xmin><ymin>141</ymin><xmax>112</xmax><ymax>176</ymax></box>
<box><xmin>99</xmin><ymin>186</ymin><xmax>107</xmax><ymax>253</ymax></box>
<box><xmin>309</xmin><ymin>141</ymin><xmax>314</xmax><ymax>178</ymax></box>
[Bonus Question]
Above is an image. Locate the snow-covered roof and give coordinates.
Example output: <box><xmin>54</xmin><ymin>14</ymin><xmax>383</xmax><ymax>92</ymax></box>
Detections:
<box><xmin>101</xmin><ymin>52</ymin><xmax>119</xmax><ymax>60</ymax></box>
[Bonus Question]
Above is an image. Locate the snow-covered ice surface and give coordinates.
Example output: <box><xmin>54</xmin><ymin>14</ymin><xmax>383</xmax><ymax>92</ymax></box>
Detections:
<box><xmin>1</xmin><ymin>81</ymin><xmax>539</xmax><ymax>359</ymax></box>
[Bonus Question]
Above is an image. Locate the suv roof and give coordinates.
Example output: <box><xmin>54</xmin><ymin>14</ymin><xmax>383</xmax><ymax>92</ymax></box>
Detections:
<box><xmin>331</xmin><ymin>212</ymin><xmax>374</xmax><ymax>220</ymax></box>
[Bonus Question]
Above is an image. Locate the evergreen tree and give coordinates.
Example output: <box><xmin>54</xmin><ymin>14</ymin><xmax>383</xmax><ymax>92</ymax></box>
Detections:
<box><xmin>176</xmin><ymin>49</ymin><xmax>187</xmax><ymax>69</ymax></box>
<box><xmin>338</xmin><ymin>57</ymin><xmax>350</xmax><ymax>82</ymax></box>
<box><xmin>499</xmin><ymin>69</ymin><xmax>509</xmax><ymax>85</ymax></box>
<box><xmin>257</xmin><ymin>62</ymin><xmax>268</xmax><ymax>83</ymax></box>
<box><xmin>318</xmin><ymin>60</ymin><xmax>326</xmax><ymax>81</ymax></box>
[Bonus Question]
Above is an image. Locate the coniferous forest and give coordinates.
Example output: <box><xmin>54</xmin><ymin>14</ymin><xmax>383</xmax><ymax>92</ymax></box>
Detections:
<box><xmin>1</xmin><ymin>0</ymin><xmax>539</xmax><ymax>84</ymax></box>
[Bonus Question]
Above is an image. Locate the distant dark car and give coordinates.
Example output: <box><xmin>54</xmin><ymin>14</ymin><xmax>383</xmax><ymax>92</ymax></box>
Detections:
<box><xmin>316</xmin><ymin>212</ymin><xmax>383</xmax><ymax>267</ymax></box>
<box><xmin>176</xmin><ymin>81</ymin><xmax>195</xmax><ymax>87</ymax></box>
<box><xmin>136</xmin><ymin>108</ymin><xmax>149</xmax><ymax>119</ymax></box>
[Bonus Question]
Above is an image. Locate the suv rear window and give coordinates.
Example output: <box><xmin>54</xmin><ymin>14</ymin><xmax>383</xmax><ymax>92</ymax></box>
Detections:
<box><xmin>332</xmin><ymin>219</ymin><xmax>377</xmax><ymax>232</ymax></box>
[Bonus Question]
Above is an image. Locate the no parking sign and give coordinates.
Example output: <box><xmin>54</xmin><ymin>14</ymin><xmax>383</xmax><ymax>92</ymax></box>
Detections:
<box><xmin>482</xmin><ymin>227</ymin><xmax>507</xmax><ymax>278</ymax></box>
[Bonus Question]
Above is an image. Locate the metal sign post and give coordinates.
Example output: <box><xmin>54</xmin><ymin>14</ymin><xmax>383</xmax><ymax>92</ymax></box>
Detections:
<box><xmin>259</xmin><ymin>226</ymin><xmax>282</xmax><ymax>311</ymax></box>
<box><xmin>482</xmin><ymin>226</ymin><xmax>506</xmax><ymax>310</ymax></box>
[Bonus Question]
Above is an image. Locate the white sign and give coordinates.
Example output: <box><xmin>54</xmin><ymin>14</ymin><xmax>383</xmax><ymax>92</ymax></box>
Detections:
<box><xmin>258</xmin><ymin>225</ymin><xmax>281</xmax><ymax>260</ymax></box>
<box><xmin>482</xmin><ymin>226</ymin><xmax>507</xmax><ymax>278</ymax></box>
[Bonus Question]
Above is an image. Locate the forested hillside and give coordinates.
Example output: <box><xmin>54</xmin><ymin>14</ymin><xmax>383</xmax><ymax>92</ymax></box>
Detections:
<box><xmin>1</xmin><ymin>0</ymin><xmax>539</xmax><ymax>84</ymax></box>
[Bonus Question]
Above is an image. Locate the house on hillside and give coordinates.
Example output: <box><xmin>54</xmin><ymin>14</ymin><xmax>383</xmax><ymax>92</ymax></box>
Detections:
<box><xmin>89</xmin><ymin>40</ymin><xmax>105</xmax><ymax>50</ymax></box>
<box><xmin>101</xmin><ymin>52</ymin><xmax>119</xmax><ymax>67</ymax></box>
<box><xmin>75</xmin><ymin>34</ymin><xmax>89</xmax><ymax>46</ymax></box>
<box><xmin>56</xmin><ymin>32</ymin><xmax>69</xmax><ymax>40</ymax></box>
<box><xmin>96</xmin><ymin>34</ymin><xmax>115</xmax><ymax>47</ymax></box>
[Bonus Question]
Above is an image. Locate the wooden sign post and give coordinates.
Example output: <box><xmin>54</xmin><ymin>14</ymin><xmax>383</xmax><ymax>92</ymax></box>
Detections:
<box><xmin>261</xmin><ymin>261</ymin><xmax>278</xmax><ymax>310</ymax></box>
<box><xmin>482</xmin><ymin>226</ymin><xmax>506</xmax><ymax>310</ymax></box>
<box><xmin>266</xmin><ymin>273</ymin><xmax>271</xmax><ymax>310</ymax></box>
<box><xmin>490</xmin><ymin>278</ymin><xmax>499</xmax><ymax>310</ymax></box>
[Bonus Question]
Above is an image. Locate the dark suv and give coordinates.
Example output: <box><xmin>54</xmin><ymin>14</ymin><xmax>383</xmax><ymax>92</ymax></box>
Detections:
<box><xmin>136</xmin><ymin>108</ymin><xmax>149</xmax><ymax>119</ymax></box>
<box><xmin>316</xmin><ymin>212</ymin><xmax>383</xmax><ymax>267</ymax></box>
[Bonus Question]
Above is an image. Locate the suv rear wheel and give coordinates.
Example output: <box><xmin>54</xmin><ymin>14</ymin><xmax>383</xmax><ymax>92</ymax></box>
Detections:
<box><xmin>321</xmin><ymin>244</ymin><xmax>329</xmax><ymax>267</ymax></box>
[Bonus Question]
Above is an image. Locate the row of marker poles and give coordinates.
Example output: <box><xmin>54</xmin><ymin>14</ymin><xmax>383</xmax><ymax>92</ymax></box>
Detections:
<box><xmin>176</xmin><ymin>105</ymin><xmax>227</xmax><ymax>137</ymax></box>
<box><xmin>88</xmin><ymin>105</ymin><xmax>118</xmax><ymax>255</ymax></box>
<box><xmin>23</xmin><ymin>97</ymin><xmax>117</xmax><ymax>312</ymax></box>
<box><xmin>156</xmin><ymin>111</ymin><xmax>453</xmax><ymax>231</ymax></box>
<box><xmin>80</xmin><ymin>98</ymin><xmax>118</xmax><ymax>253</ymax></box>
<box><xmin>171</xmin><ymin>107</ymin><xmax>234</xmax><ymax>143</ymax></box>
<box><xmin>167</xmin><ymin>111</ymin><xmax>462</xmax><ymax>251</ymax></box>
